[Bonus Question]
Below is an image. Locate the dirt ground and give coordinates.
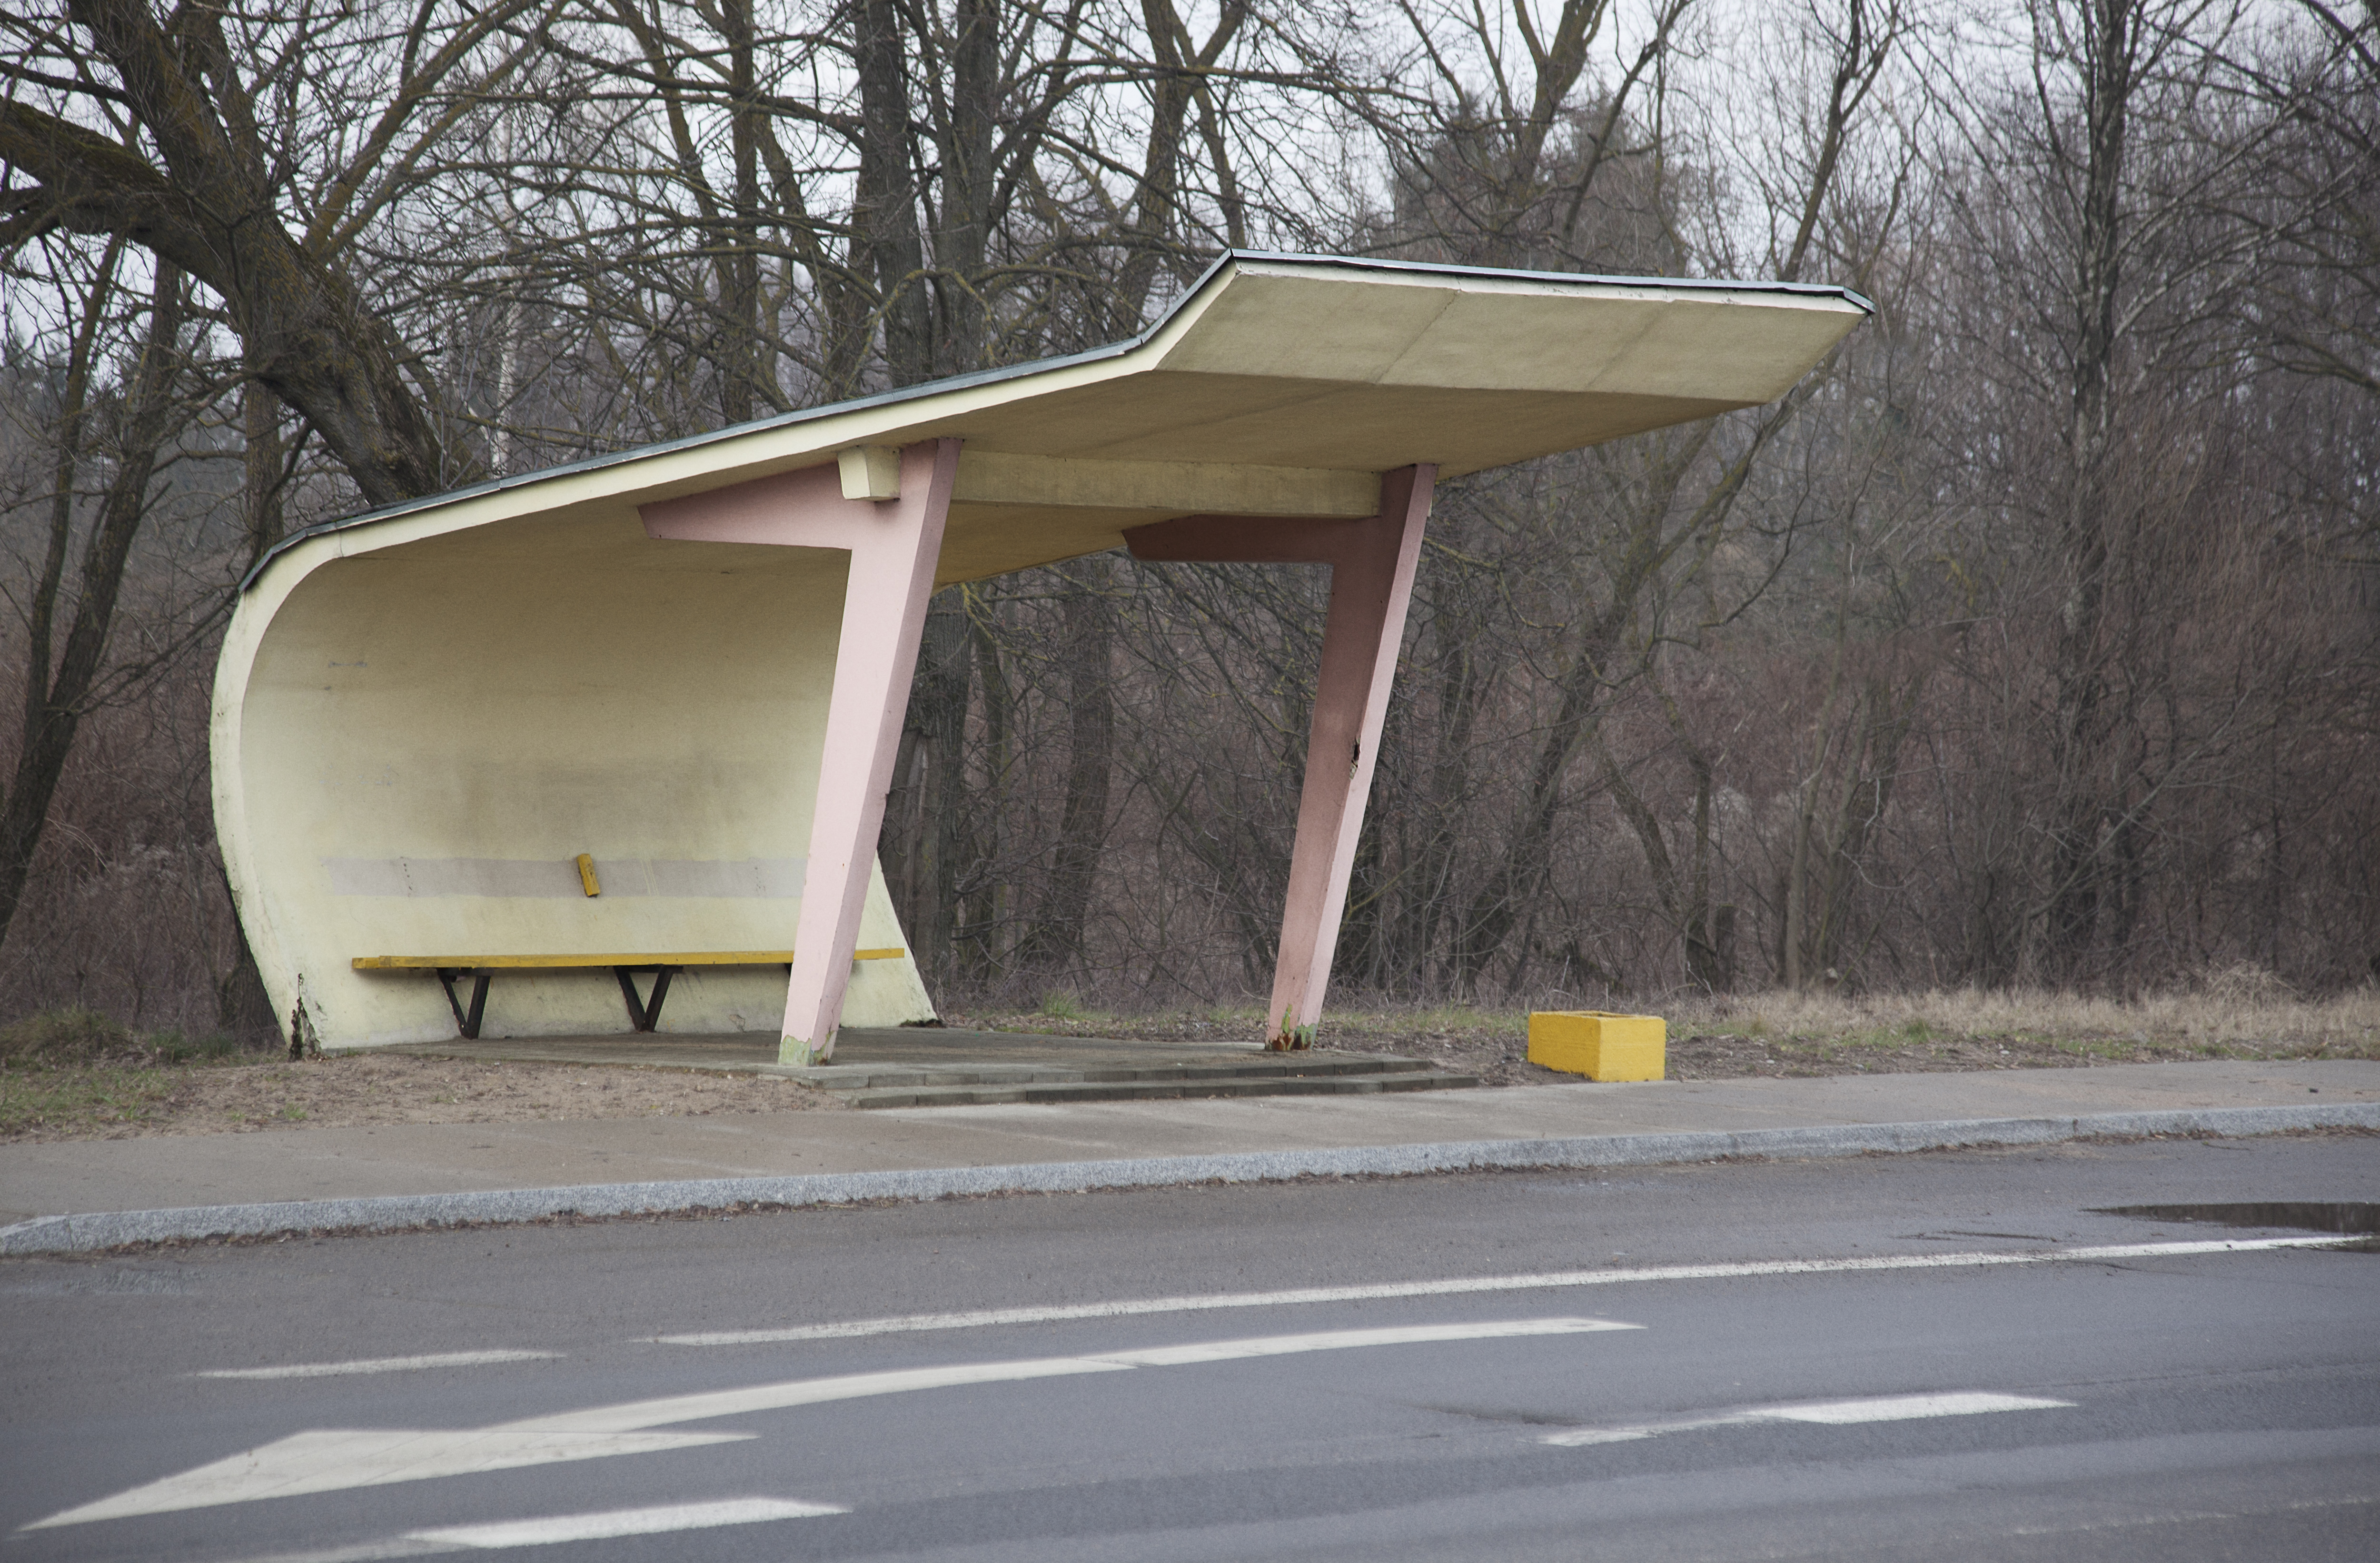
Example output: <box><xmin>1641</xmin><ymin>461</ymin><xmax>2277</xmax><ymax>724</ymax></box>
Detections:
<box><xmin>6</xmin><ymin>985</ymin><xmax>2373</xmax><ymax>1144</ymax></box>
<box><xmin>0</xmin><ymin>1050</ymin><xmax>841</xmax><ymax>1144</ymax></box>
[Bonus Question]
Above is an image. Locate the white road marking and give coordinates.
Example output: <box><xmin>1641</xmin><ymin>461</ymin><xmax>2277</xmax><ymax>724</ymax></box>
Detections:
<box><xmin>196</xmin><ymin>1352</ymin><xmax>563</xmax><ymax>1381</ymax></box>
<box><xmin>28</xmin><ymin>1316</ymin><xmax>1629</xmax><ymax>1530</ymax></box>
<box><xmin>214</xmin><ymin>1498</ymin><xmax>844</xmax><ymax>1560</ymax></box>
<box><xmin>1764</xmin><ymin>1391</ymin><xmax>2075</xmax><ymax>1424</ymax></box>
<box><xmin>1541</xmin><ymin>1390</ymin><xmax>2076</xmax><ymax>1446</ymax></box>
<box><xmin>411</xmin><ymin>1496</ymin><xmax>845</xmax><ymax>1546</ymax></box>
<box><xmin>654</xmin><ymin>1235</ymin><xmax>2352</xmax><ymax>1347</ymax></box>
<box><xmin>221</xmin><ymin>1543</ymin><xmax>463</xmax><ymax>1563</ymax></box>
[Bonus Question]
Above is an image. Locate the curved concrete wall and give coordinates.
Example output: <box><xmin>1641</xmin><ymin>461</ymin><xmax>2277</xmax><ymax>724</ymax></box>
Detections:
<box><xmin>214</xmin><ymin>508</ymin><xmax>934</xmax><ymax>1049</ymax></box>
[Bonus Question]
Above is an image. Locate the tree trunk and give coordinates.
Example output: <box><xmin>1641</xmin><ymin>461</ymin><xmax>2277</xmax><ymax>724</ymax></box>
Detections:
<box><xmin>854</xmin><ymin>0</ymin><xmax>933</xmax><ymax>385</ymax></box>
<box><xmin>0</xmin><ymin>264</ymin><xmax>186</xmax><ymax>948</ymax></box>
<box><xmin>881</xmin><ymin>592</ymin><xmax>975</xmax><ymax>981</ymax></box>
<box><xmin>931</xmin><ymin>0</ymin><xmax>1000</xmax><ymax>374</ymax></box>
<box><xmin>2</xmin><ymin>0</ymin><xmax>454</xmax><ymax>503</ymax></box>
<box><xmin>718</xmin><ymin>0</ymin><xmax>767</xmax><ymax>422</ymax></box>
<box><xmin>1398</xmin><ymin>510</ymin><xmax>1497</xmax><ymax>985</ymax></box>
<box><xmin>241</xmin><ymin>378</ymin><xmax>285</xmax><ymax>567</ymax></box>
<box><xmin>961</xmin><ymin>607</ymin><xmax>1015</xmax><ymax>979</ymax></box>
<box><xmin>1025</xmin><ymin>561</ymin><xmax>1117</xmax><ymax>973</ymax></box>
<box><xmin>213</xmin><ymin>863</ymin><xmax>278</xmax><ymax>1040</ymax></box>
<box><xmin>2040</xmin><ymin>0</ymin><xmax>2137</xmax><ymax>978</ymax></box>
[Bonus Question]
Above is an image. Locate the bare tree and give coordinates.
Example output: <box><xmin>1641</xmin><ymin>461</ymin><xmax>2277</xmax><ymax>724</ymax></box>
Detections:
<box><xmin>0</xmin><ymin>251</ymin><xmax>187</xmax><ymax>946</ymax></box>
<box><xmin>1</xmin><ymin>0</ymin><xmax>556</xmax><ymax>504</ymax></box>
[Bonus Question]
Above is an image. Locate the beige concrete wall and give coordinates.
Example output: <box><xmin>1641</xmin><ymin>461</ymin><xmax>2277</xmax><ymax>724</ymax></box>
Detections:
<box><xmin>214</xmin><ymin>511</ymin><xmax>935</xmax><ymax>1048</ymax></box>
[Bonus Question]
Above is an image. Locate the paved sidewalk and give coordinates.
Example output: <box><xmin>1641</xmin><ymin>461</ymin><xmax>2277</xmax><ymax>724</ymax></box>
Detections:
<box><xmin>5</xmin><ymin>1059</ymin><xmax>2374</xmax><ymax>1230</ymax></box>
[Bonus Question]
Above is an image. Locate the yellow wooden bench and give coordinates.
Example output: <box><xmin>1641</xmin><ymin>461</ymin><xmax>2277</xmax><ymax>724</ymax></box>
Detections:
<box><xmin>353</xmin><ymin>950</ymin><xmax>905</xmax><ymax>1038</ymax></box>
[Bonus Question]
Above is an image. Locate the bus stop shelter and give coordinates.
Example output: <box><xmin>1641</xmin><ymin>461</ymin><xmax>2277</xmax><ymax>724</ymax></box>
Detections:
<box><xmin>213</xmin><ymin>252</ymin><xmax>1867</xmax><ymax>1064</ymax></box>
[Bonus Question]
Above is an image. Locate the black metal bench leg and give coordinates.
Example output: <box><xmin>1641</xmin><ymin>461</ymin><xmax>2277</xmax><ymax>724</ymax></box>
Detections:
<box><xmin>615</xmin><ymin>967</ymin><xmax>649</xmax><ymax>1029</ymax></box>
<box><xmin>615</xmin><ymin>966</ymin><xmax>680</xmax><ymax>1032</ymax></box>
<box><xmin>437</xmin><ymin>969</ymin><xmax>491</xmax><ymax>1039</ymax></box>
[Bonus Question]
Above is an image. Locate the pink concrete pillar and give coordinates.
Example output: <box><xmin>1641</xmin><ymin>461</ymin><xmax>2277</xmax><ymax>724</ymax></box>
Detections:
<box><xmin>641</xmin><ymin>438</ymin><xmax>959</xmax><ymax>1064</ymax></box>
<box><xmin>1124</xmin><ymin>464</ymin><xmax>1436</xmax><ymax>1047</ymax></box>
<box><xmin>1263</xmin><ymin>466</ymin><xmax>1433</xmax><ymax>1046</ymax></box>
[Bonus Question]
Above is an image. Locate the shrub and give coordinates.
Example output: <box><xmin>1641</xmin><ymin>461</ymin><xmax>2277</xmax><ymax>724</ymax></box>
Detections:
<box><xmin>0</xmin><ymin>1006</ymin><xmax>138</xmax><ymax>1065</ymax></box>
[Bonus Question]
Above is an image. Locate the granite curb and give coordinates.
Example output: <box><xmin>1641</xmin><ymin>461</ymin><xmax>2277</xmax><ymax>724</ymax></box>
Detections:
<box><xmin>4</xmin><ymin>1101</ymin><xmax>2374</xmax><ymax>1256</ymax></box>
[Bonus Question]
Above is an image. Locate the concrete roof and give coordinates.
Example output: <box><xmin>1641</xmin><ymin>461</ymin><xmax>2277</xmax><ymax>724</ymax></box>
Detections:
<box><xmin>250</xmin><ymin>251</ymin><xmax>1869</xmax><ymax>590</ymax></box>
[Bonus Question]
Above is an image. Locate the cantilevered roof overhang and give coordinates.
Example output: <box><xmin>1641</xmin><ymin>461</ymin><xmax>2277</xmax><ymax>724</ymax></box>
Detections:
<box><xmin>218</xmin><ymin>252</ymin><xmax>1867</xmax><ymax>1061</ymax></box>
<box><xmin>247</xmin><ymin>251</ymin><xmax>1870</xmax><ymax>591</ymax></box>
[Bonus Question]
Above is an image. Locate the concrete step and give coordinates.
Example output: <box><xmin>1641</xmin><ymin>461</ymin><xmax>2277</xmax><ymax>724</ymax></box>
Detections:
<box><xmin>797</xmin><ymin>1051</ymin><xmax>1436</xmax><ymax>1092</ymax></box>
<box><xmin>831</xmin><ymin>1067</ymin><xmax>1481</xmax><ymax>1110</ymax></box>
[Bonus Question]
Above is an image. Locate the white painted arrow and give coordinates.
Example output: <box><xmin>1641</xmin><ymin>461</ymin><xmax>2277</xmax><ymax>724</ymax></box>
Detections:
<box><xmin>24</xmin><ymin>1427</ymin><xmax>760</xmax><ymax>1533</ymax></box>
<box><xmin>1540</xmin><ymin>1390</ymin><xmax>2076</xmax><ymax>1445</ymax></box>
<box><xmin>29</xmin><ymin>1316</ymin><xmax>1636</xmax><ymax>1530</ymax></box>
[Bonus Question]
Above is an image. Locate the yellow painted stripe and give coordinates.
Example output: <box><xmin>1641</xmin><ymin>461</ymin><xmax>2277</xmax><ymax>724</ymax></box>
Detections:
<box><xmin>354</xmin><ymin>948</ymin><xmax>904</xmax><ymax>971</ymax></box>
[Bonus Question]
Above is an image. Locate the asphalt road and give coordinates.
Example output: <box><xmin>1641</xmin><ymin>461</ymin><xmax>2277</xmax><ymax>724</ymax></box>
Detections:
<box><xmin>4</xmin><ymin>1134</ymin><xmax>2376</xmax><ymax>1562</ymax></box>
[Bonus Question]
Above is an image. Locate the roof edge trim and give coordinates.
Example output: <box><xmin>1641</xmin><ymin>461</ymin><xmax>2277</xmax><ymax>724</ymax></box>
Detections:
<box><xmin>1227</xmin><ymin>249</ymin><xmax>1874</xmax><ymax>312</ymax></box>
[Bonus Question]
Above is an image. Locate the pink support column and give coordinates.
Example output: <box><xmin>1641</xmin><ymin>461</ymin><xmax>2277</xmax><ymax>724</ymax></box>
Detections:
<box><xmin>1265</xmin><ymin>466</ymin><xmax>1433</xmax><ymax>1045</ymax></box>
<box><xmin>1126</xmin><ymin>464</ymin><xmax>1436</xmax><ymax>1047</ymax></box>
<box><xmin>641</xmin><ymin>438</ymin><xmax>959</xmax><ymax>1064</ymax></box>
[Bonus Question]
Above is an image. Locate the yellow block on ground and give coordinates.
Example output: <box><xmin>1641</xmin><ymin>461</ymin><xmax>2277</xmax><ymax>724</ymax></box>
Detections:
<box><xmin>1527</xmin><ymin>1011</ymin><xmax>1666</xmax><ymax>1081</ymax></box>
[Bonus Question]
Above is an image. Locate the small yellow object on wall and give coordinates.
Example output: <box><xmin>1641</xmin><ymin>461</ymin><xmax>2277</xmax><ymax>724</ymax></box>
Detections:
<box><xmin>1528</xmin><ymin>1011</ymin><xmax>1665</xmax><ymax>1081</ymax></box>
<box><xmin>575</xmin><ymin>854</ymin><xmax>601</xmax><ymax>897</ymax></box>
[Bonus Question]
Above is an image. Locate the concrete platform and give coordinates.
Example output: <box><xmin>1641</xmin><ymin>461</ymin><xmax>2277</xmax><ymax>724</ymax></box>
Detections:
<box><xmin>373</xmin><ymin>1026</ymin><xmax>1479</xmax><ymax>1108</ymax></box>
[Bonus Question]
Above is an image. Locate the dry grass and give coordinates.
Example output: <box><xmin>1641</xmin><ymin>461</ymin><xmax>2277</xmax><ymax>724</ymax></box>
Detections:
<box><xmin>1674</xmin><ymin>978</ymin><xmax>2380</xmax><ymax>1053</ymax></box>
<box><xmin>948</xmin><ymin>978</ymin><xmax>2380</xmax><ymax>1085</ymax></box>
<box><xmin>0</xmin><ymin>1007</ymin><xmax>252</xmax><ymax>1139</ymax></box>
